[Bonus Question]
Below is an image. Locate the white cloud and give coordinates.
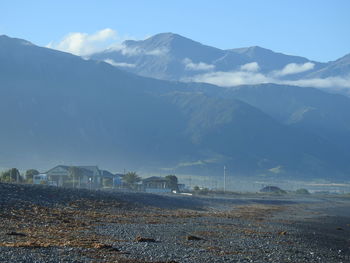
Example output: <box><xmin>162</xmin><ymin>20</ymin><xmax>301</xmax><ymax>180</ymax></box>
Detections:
<box><xmin>108</xmin><ymin>44</ymin><xmax>168</xmax><ymax>57</ymax></box>
<box><xmin>191</xmin><ymin>70</ymin><xmax>270</xmax><ymax>87</ymax></box>
<box><xmin>183</xmin><ymin>58</ymin><xmax>215</xmax><ymax>71</ymax></box>
<box><xmin>104</xmin><ymin>59</ymin><xmax>136</xmax><ymax>68</ymax></box>
<box><xmin>146</xmin><ymin>47</ymin><xmax>169</xmax><ymax>56</ymax></box>
<box><xmin>273</xmin><ymin>62</ymin><xmax>315</xmax><ymax>76</ymax></box>
<box><xmin>188</xmin><ymin>61</ymin><xmax>266</xmax><ymax>86</ymax></box>
<box><xmin>47</xmin><ymin>28</ymin><xmax>119</xmax><ymax>56</ymax></box>
<box><xmin>282</xmin><ymin>76</ymin><xmax>350</xmax><ymax>89</ymax></box>
<box><xmin>240</xmin><ymin>62</ymin><xmax>260</xmax><ymax>72</ymax></box>
<box><xmin>47</xmin><ymin>29</ymin><xmax>167</xmax><ymax>58</ymax></box>
<box><xmin>190</xmin><ymin>65</ymin><xmax>350</xmax><ymax>90</ymax></box>
<box><xmin>107</xmin><ymin>44</ymin><xmax>140</xmax><ymax>56</ymax></box>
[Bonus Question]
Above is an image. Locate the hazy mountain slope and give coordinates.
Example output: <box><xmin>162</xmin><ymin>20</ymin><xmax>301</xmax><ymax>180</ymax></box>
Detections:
<box><xmin>306</xmin><ymin>53</ymin><xmax>350</xmax><ymax>78</ymax></box>
<box><xmin>1</xmin><ymin>35</ymin><xmax>349</xmax><ymax>179</ymax></box>
<box><xmin>216</xmin><ymin>84</ymin><xmax>350</xmax><ymax>149</ymax></box>
<box><xmin>164</xmin><ymin>91</ymin><xmax>349</xmax><ymax>177</ymax></box>
<box><xmin>0</xmin><ymin>35</ymin><xmax>192</xmax><ymax>170</ymax></box>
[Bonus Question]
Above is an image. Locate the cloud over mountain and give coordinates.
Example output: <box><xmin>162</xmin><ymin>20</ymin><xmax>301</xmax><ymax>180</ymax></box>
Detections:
<box><xmin>190</xmin><ymin>62</ymin><xmax>350</xmax><ymax>90</ymax></box>
<box><xmin>273</xmin><ymin>62</ymin><xmax>315</xmax><ymax>76</ymax></box>
<box><xmin>47</xmin><ymin>28</ymin><xmax>124</xmax><ymax>56</ymax></box>
<box><xmin>283</xmin><ymin>75</ymin><xmax>350</xmax><ymax>89</ymax></box>
<box><xmin>240</xmin><ymin>62</ymin><xmax>260</xmax><ymax>72</ymax></box>
<box><xmin>104</xmin><ymin>59</ymin><xmax>136</xmax><ymax>68</ymax></box>
<box><xmin>183</xmin><ymin>58</ymin><xmax>215</xmax><ymax>71</ymax></box>
<box><xmin>106</xmin><ymin>44</ymin><xmax>169</xmax><ymax>57</ymax></box>
<box><xmin>191</xmin><ymin>70</ymin><xmax>269</xmax><ymax>87</ymax></box>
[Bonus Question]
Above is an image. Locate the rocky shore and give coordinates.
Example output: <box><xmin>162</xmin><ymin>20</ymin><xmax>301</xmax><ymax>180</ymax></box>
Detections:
<box><xmin>0</xmin><ymin>183</ymin><xmax>349</xmax><ymax>262</ymax></box>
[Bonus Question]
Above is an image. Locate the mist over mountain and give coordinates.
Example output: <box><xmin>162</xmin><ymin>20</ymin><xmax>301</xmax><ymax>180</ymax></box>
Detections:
<box><xmin>1</xmin><ymin>34</ymin><xmax>350</xmax><ymax>180</ymax></box>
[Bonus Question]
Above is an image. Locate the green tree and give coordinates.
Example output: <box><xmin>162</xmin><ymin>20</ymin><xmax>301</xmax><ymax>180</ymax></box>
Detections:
<box><xmin>122</xmin><ymin>172</ymin><xmax>141</xmax><ymax>190</ymax></box>
<box><xmin>0</xmin><ymin>168</ymin><xmax>22</xmax><ymax>183</ymax></box>
<box><xmin>192</xmin><ymin>186</ymin><xmax>209</xmax><ymax>195</ymax></box>
<box><xmin>25</xmin><ymin>169</ymin><xmax>39</xmax><ymax>183</ymax></box>
<box><xmin>0</xmin><ymin>170</ymin><xmax>11</xmax><ymax>182</ymax></box>
<box><xmin>165</xmin><ymin>175</ymin><xmax>179</xmax><ymax>191</ymax></box>
<box><xmin>295</xmin><ymin>188</ymin><xmax>310</xmax><ymax>195</ymax></box>
<box><xmin>193</xmin><ymin>186</ymin><xmax>200</xmax><ymax>191</ymax></box>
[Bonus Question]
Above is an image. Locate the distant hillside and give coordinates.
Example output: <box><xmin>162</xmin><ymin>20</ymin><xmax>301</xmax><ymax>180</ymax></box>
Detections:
<box><xmin>219</xmin><ymin>84</ymin><xmax>350</xmax><ymax>131</ymax></box>
<box><xmin>1</xmin><ymin>35</ymin><xmax>350</xmax><ymax>179</ymax></box>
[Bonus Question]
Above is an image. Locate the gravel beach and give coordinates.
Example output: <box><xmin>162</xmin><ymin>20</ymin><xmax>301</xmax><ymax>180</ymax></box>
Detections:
<box><xmin>0</xmin><ymin>183</ymin><xmax>349</xmax><ymax>262</ymax></box>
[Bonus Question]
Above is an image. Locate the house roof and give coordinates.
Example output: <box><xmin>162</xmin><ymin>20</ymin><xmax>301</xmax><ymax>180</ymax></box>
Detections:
<box><xmin>46</xmin><ymin>165</ymin><xmax>69</xmax><ymax>173</ymax></box>
<box><xmin>77</xmin><ymin>166</ymin><xmax>100</xmax><ymax>175</ymax></box>
<box><xmin>101</xmin><ymin>170</ymin><xmax>115</xmax><ymax>178</ymax></box>
<box><xmin>46</xmin><ymin>165</ymin><xmax>100</xmax><ymax>177</ymax></box>
<box><xmin>142</xmin><ymin>176</ymin><xmax>168</xmax><ymax>183</ymax></box>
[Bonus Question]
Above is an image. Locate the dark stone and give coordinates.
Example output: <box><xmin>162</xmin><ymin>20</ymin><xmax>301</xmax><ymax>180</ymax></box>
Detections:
<box><xmin>135</xmin><ymin>236</ymin><xmax>156</xmax><ymax>242</ymax></box>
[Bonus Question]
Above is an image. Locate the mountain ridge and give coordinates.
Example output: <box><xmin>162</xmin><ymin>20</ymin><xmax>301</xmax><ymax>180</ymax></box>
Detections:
<box><xmin>90</xmin><ymin>32</ymin><xmax>349</xmax><ymax>88</ymax></box>
<box><xmin>1</xmin><ymin>35</ymin><xmax>350</xmax><ymax>180</ymax></box>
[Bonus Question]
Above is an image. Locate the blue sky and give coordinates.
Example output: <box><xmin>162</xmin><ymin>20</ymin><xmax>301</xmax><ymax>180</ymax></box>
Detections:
<box><xmin>1</xmin><ymin>0</ymin><xmax>349</xmax><ymax>62</ymax></box>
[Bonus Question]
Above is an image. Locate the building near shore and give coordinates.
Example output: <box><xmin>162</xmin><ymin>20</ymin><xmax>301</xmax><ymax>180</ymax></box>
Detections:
<box><xmin>45</xmin><ymin>165</ymin><xmax>122</xmax><ymax>189</ymax></box>
<box><xmin>142</xmin><ymin>176</ymin><xmax>172</xmax><ymax>193</ymax></box>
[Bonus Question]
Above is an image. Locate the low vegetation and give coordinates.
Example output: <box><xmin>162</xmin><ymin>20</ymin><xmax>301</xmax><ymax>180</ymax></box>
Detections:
<box><xmin>165</xmin><ymin>175</ymin><xmax>179</xmax><ymax>191</ymax></box>
<box><xmin>122</xmin><ymin>172</ymin><xmax>141</xmax><ymax>190</ymax></box>
<box><xmin>295</xmin><ymin>188</ymin><xmax>310</xmax><ymax>195</ymax></box>
<box><xmin>193</xmin><ymin>186</ymin><xmax>210</xmax><ymax>195</ymax></box>
<box><xmin>0</xmin><ymin>168</ymin><xmax>23</xmax><ymax>183</ymax></box>
<box><xmin>24</xmin><ymin>169</ymin><xmax>39</xmax><ymax>184</ymax></box>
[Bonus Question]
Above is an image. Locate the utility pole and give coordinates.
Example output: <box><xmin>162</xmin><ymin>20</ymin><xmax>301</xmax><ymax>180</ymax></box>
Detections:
<box><xmin>224</xmin><ymin>165</ymin><xmax>226</xmax><ymax>193</ymax></box>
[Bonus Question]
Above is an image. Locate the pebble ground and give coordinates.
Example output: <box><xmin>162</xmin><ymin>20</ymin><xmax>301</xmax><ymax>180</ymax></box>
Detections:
<box><xmin>0</xmin><ymin>183</ymin><xmax>349</xmax><ymax>262</ymax></box>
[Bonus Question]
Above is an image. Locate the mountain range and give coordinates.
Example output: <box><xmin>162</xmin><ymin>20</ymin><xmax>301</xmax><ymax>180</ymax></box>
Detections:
<box><xmin>1</xmin><ymin>34</ymin><xmax>350</xmax><ymax>181</ymax></box>
<box><xmin>90</xmin><ymin>33</ymin><xmax>350</xmax><ymax>86</ymax></box>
